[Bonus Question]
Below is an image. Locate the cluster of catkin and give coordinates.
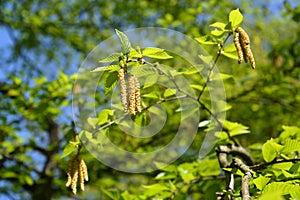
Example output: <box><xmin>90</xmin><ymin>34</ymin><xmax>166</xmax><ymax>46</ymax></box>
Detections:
<box><xmin>233</xmin><ymin>27</ymin><xmax>256</xmax><ymax>69</ymax></box>
<box><xmin>118</xmin><ymin>68</ymin><xmax>142</xmax><ymax>115</ymax></box>
<box><xmin>66</xmin><ymin>155</ymin><xmax>88</xmax><ymax>195</ymax></box>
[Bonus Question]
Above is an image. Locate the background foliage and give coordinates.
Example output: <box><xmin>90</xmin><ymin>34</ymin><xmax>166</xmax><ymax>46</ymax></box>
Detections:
<box><xmin>0</xmin><ymin>0</ymin><xmax>299</xmax><ymax>199</ymax></box>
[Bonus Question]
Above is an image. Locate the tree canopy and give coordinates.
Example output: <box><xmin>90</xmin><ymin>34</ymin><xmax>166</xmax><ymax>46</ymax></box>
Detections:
<box><xmin>0</xmin><ymin>0</ymin><xmax>299</xmax><ymax>199</ymax></box>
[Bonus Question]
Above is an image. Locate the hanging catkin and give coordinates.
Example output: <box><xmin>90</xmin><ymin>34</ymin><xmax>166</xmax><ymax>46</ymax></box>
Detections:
<box><xmin>134</xmin><ymin>76</ymin><xmax>142</xmax><ymax>113</ymax></box>
<box><xmin>127</xmin><ymin>74</ymin><xmax>136</xmax><ymax>115</ymax></box>
<box><xmin>235</xmin><ymin>27</ymin><xmax>256</xmax><ymax>69</ymax></box>
<box><xmin>79</xmin><ymin>158</ymin><xmax>88</xmax><ymax>191</ymax></box>
<box><xmin>233</xmin><ymin>32</ymin><xmax>244</xmax><ymax>64</ymax></box>
<box><xmin>66</xmin><ymin>155</ymin><xmax>89</xmax><ymax>194</ymax></box>
<box><xmin>118</xmin><ymin>68</ymin><xmax>128</xmax><ymax>112</ymax></box>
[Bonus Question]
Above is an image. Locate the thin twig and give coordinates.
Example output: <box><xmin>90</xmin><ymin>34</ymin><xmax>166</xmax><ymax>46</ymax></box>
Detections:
<box><xmin>250</xmin><ymin>158</ymin><xmax>300</xmax><ymax>170</ymax></box>
<box><xmin>197</xmin><ymin>34</ymin><xmax>232</xmax><ymax>101</ymax></box>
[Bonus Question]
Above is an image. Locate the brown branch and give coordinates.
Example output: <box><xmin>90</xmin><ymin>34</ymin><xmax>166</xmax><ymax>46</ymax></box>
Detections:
<box><xmin>232</xmin><ymin>158</ymin><xmax>253</xmax><ymax>200</ymax></box>
<box><xmin>216</xmin><ymin>144</ymin><xmax>254</xmax><ymax>165</ymax></box>
<box><xmin>241</xmin><ymin>172</ymin><xmax>252</xmax><ymax>200</ymax></box>
<box><xmin>250</xmin><ymin>158</ymin><xmax>300</xmax><ymax>170</ymax></box>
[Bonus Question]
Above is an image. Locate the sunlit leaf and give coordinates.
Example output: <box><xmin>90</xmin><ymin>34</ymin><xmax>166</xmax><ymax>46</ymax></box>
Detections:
<box><xmin>115</xmin><ymin>29</ymin><xmax>131</xmax><ymax>54</ymax></box>
<box><xmin>229</xmin><ymin>8</ymin><xmax>243</xmax><ymax>28</ymax></box>
<box><xmin>253</xmin><ymin>175</ymin><xmax>271</xmax><ymax>190</ymax></box>
<box><xmin>195</xmin><ymin>35</ymin><xmax>217</xmax><ymax>45</ymax></box>
<box><xmin>61</xmin><ymin>142</ymin><xmax>79</xmax><ymax>158</ymax></box>
<box><xmin>142</xmin><ymin>47</ymin><xmax>173</xmax><ymax>59</ymax></box>
<box><xmin>99</xmin><ymin>53</ymin><xmax>121</xmax><ymax>63</ymax></box>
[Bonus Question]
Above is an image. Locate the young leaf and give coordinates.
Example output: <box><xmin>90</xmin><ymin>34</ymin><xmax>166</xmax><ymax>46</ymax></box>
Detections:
<box><xmin>87</xmin><ymin>117</ymin><xmax>98</xmax><ymax>129</ymax></box>
<box><xmin>253</xmin><ymin>175</ymin><xmax>271</xmax><ymax>190</ymax></box>
<box><xmin>222</xmin><ymin>51</ymin><xmax>238</xmax><ymax>60</ymax></box>
<box><xmin>91</xmin><ymin>65</ymin><xmax>120</xmax><ymax>73</ymax></box>
<box><xmin>61</xmin><ymin>142</ymin><xmax>79</xmax><ymax>158</ymax></box>
<box><xmin>115</xmin><ymin>29</ymin><xmax>131</xmax><ymax>55</ymax></box>
<box><xmin>195</xmin><ymin>35</ymin><xmax>217</xmax><ymax>45</ymax></box>
<box><xmin>211</xmin><ymin>29</ymin><xmax>225</xmax><ymax>37</ymax></box>
<box><xmin>99</xmin><ymin>53</ymin><xmax>121</xmax><ymax>63</ymax></box>
<box><xmin>104</xmin><ymin>71</ymin><xmax>118</xmax><ymax>94</ymax></box>
<box><xmin>98</xmin><ymin>109</ymin><xmax>114</xmax><ymax>126</ymax></box>
<box><xmin>210</xmin><ymin>22</ymin><xmax>226</xmax><ymax>29</ymax></box>
<box><xmin>142</xmin><ymin>47</ymin><xmax>173</xmax><ymax>59</ymax></box>
<box><xmin>229</xmin><ymin>8</ymin><xmax>243</xmax><ymax>29</ymax></box>
<box><xmin>262</xmin><ymin>139</ymin><xmax>283</xmax><ymax>162</ymax></box>
<box><xmin>281</xmin><ymin>139</ymin><xmax>300</xmax><ymax>153</ymax></box>
<box><xmin>163</xmin><ymin>88</ymin><xmax>176</xmax><ymax>98</ymax></box>
<box><xmin>263</xmin><ymin>182</ymin><xmax>296</xmax><ymax>196</ymax></box>
<box><xmin>223</xmin><ymin>121</ymin><xmax>250</xmax><ymax>136</ymax></box>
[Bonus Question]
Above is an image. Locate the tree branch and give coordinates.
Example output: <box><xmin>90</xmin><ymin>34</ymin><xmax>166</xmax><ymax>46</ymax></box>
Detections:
<box><xmin>250</xmin><ymin>158</ymin><xmax>300</xmax><ymax>170</ymax></box>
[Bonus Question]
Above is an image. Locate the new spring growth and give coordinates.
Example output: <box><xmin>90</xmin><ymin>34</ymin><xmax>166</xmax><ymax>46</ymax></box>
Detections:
<box><xmin>118</xmin><ymin>68</ymin><xmax>142</xmax><ymax>115</ymax></box>
<box><xmin>234</xmin><ymin>27</ymin><xmax>256</xmax><ymax>69</ymax></box>
<box><xmin>66</xmin><ymin>155</ymin><xmax>88</xmax><ymax>195</ymax></box>
<box><xmin>118</xmin><ymin>68</ymin><xmax>128</xmax><ymax>113</ymax></box>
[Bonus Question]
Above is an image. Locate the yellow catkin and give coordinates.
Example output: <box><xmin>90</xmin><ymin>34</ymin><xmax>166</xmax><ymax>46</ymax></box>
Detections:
<box><xmin>246</xmin><ymin>48</ymin><xmax>255</xmax><ymax>69</ymax></box>
<box><xmin>127</xmin><ymin>74</ymin><xmax>136</xmax><ymax>115</ymax></box>
<box><xmin>71</xmin><ymin>156</ymin><xmax>79</xmax><ymax>195</ymax></box>
<box><xmin>233</xmin><ymin>32</ymin><xmax>244</xmax><ymax>64</ymax></box>
<box><xmin>118</xmin><ymin>68</ymin><xmax>128</xmax><ymax>113</ymax></box>
<box><xmin>78</xmin><ymin>158</ymin><xmax>88</xmax><ymax>191</ymax></box>
<box><xmin>81</xmin><ymin>159</ymin><xmax>89</xmax><ymax>182</ymax></box>
<box><xmin>66</xmin><ymin>155</ymin><xmax>75</xmax><ymax>187</ymax></box>
<box><xmin>66</xmin><ymin>155</ymin><xmax>89</xmax><ymax>194</ymax></box>
<box><xmin>133</xmin><ymin>76</ymin><xmax>142</xmax><ymax>113</ymax></box>
<box><xmin>236</xmin><ymin>27</ymin><xmax>256</xmax><ymax>69</ymax></box>
<box><xmin>78</xmin><ymin>162</ymin><xmax>85</xmax><ymax>191</ymax></box>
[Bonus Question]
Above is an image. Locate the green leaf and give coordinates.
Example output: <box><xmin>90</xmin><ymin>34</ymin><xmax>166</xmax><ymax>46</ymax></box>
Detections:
<box><xmin>2</xmin><ymin>171</ymin><xmax>17</xmax><ymax>178</ymax></box>
<box><xmin>87</xmin><ymin>117</ymin><xmax>98</xmax><ymax>129</ymax></box>
<box><xmin>143</xmin><ymin>183</ymin><xmax>170</xmax><ymax>197</ymax></box>
<box><xmin>61</xmin><ymin>142</ymin><xmax>79</xmax><ymax>158</ymax></box>
<box><xmin>99</xmin><ymin>53</ymin><xmax>121</xmax><ymax>63</ymax></box>
<box><xmin>211</xmin><ymin>29</ymin><xmax>225</xmax><ymax>37</ymax></box>
<box><xmin>258</xmin><ymin>192</ymin><xmax>285</xmax><ymax>200</ymax></box>
<box><xmin>222</xmin><ymin>51</ymin><xmax>238</xmax><ymax>60</ymax></box>
<box><xmin>101</xmin><ymin>189</ymin><xmax>121</xmax><ymax>200</ymax></box>
<box><xmin>279</xmin><ymin>125</ymin><xmax>300</xmax><ymax>140</ymax></box>
<box><xmin>263</xmin><ymin>182</ymin><xmax>296</xmax><ymax>195</ymax></box>
<box><xmin>98</xmin><ymin>109</ymin><xmax>114</xmax><ymax>125</ymax></box>
<box><xmin>291</xmin><ymin>189</ymin><xmax>300</xmax><ymax>199</ymax></box>
<box><xmin>154</xmin><ymin>162</ymin><xmax>177</xmax><ymax>172</ymax></box>
<box><xmin>104</xmin><ymin>71</ymin><xmax>118</xmax><ymax>94</ymax></box>
<box><xmin>199</xmin><ymin>54</ymin><xmax>213</xmax><ymax>65</ymax></box>
<box><xmin>223</xmin><ymin>121</ymin><xmax>250</xmax><ymax>136</ymax></box>
<box><xmin>163</xmin><ymin>88</ymin><xmax>176</xmax><ymax>98</ymax></box>
<box><xmin>121</xmin><ymin>191</ymin><xmax>139</xmax><ymax>200</ymax></box>
<box><xmin>142</xmin><ymin>91</ymin><xmax>160</xmax><ymax>99</ymax></box>
<box><xmin>281</xmin><ymin>139</ymin><xmax>300</xmax><ymax>153</ymax></box>
<box><xmin>142</xmin><ymin>47</ymin><xmax>173</xmax><ymax>59</ymax></box>
<box><xmin>129</xmin><ymin>47</ymin><xmax>143</xmax><ymax>58</ymax></box>
<box><xmin>224</xmin><ymin>43</ymin><xmax>237</xmax><ymax>52</ymax></box>
<box><xmin>24</xmin><ymin>175</ymin><xmax>34</xmax><ymax>186</ymax></box>
<box><xmin>195</xmin><ymin>35</ymin><xmax>217</xmax><ymax>45</ymax></box>
<box><xmin>115</xmin><ymin>29</ymin><xmax>131</xmax><ymax>55</ymax></box>
<box><xmin>253</xmin><ymin>175</ymin><xmax>271</xmax><ymax>190</ymax></box>
<box><xmin>262</xmin><ymin>139</ymin><xmax>283</xmax><ymax>162</ymax></box>
<box><xmin>198</xmin><ymin>158</ymin><xmax>220</xmax><ymax>176</ymax></box>
<box><xmin>91</xmin><ymin>65</ymin><xmax>120</xmax><ymax>73</ymax></box>
<box><xmin>143</xmin><ymin>183</ymin><xmax>169</xmax><ymax>190</ymax></box>
<box><xmin>210</xmin><ymin>22</ymin><xmax>226</xmax><ymax>29</ymax></box>
<box><xmin>229</xmin><ymin>8</ymin><xmax>243</xmax><ymax>28</ymax></box>
<box><xmin>180</xmin><ymin>173</ymin><xmax>195</xmax><ymax>183</ymax></box>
